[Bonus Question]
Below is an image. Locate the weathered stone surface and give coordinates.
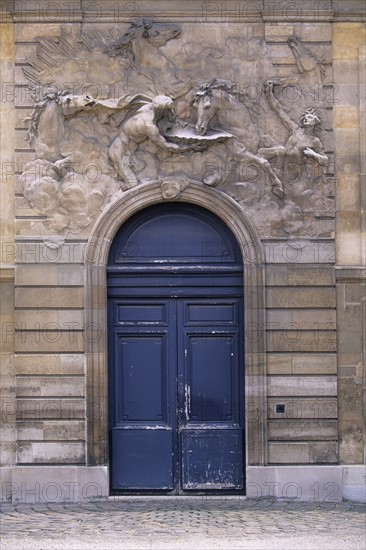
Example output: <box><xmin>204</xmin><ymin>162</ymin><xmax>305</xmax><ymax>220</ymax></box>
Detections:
<box><xmin>336</xmin><ymin>173</ymin><xmax>361</xmax><ymax>211</ymax></box>
<box><xmin>268</xmin><ymin>442</ymin><xmax>310</xmax><ymax>463</ymax></box>
<box><xmin>309</xmin><ymin>442</ymin><xmax>338</xmax><ymax>463</ymax></box>
<box><xmin>14</xmin><ymin>331</ymin><xmax>84</xmax><ymax>353</ymax></box>
<box><xmin>15</xmin><ymin>265</ymin><xmax>85</xmax><ymax>286</ymax></box>
<box><xmin>1</xmin><ymin>282</ymin><xmax>15</xmax><ymax>354</ymax></box>
<box><xmin>15</xmin><ymin>309</ymin><xmax>84</xmax><ymax>330</ymax></box>
<box><xmin>333</xmin><ymin>23</ymin><xmax>366</xmax><ymax>60</ymax></box>
<box><xmin>15</xmin><ymin>242</ymin><xmax>87</xmax><ymax>264</ymax></box>
<box><xmin>268</xmin><ymin>442</ymin><xmax>338</xmax><ymax>464</ymax></box>
<box><xmin>8</xmin><ymin>465</ymin><xmax>108</xmax><ymax>503</ymax></box>
<box><xmin>268</xmin><ymin>397</ymin><xmax>338</xmax><ymax>418</ymax></box>
<box><xmin>266</xmin><ymin>265</ymin><xmax>335</xmax><ymax>286</ymax></box>
<box><xmin>338</xmin><ymin>419</ymin><xmax>364</xmax><ymax>464</ymax></box>
<box><xmin>334</xmin><ymin>107</ymin><xmax>359</xmax><ymax>128</ymax></box>
<box><xmin>266</xmin><ymin>309</ymin><xmax>336</xmax><ymax>329</ymax></box>
<box><xmin>15</xmin><ymin>287</ymin><xmax>84</xmax><ymax>308</ymax></box>
<box><xmin>16</xmin><ymin>399</ymin><xmax>85</xmax><ymax>420</ymax></box>
<box><xmin>267</xmin><ymin>330</ymin><xmax>336</xmax><ymax>352</ymax></box>
<box><xmin>15</xmin><ymin>354</ymin><xmax>85</xmax><ymax>375</ymax></box>
<box><xmin>268</xmin><ymin>376</ymin><xmax>337</xmax><ymax>397</ymax></box>
<box><xmin>266</xmin><ymin>287</ymin><xmax>336</xmax><ymax>308</ymax></box>
<box><xmin>17</xmin><ymin>421</ymin><xmax>85</xmax><ymax>441</ymax></box>
<box><xmin>268</xmin><ymin>420</ymin><xmax>338</xmax><ymax>440</ymax></box>
<box><xmin>17</xmin><ymin>442</ymin><xmax>85</xmax><ymax>464</ymax></box>
<box><xmin>267</xmin><ymin>353</ymin><xmax>337</xmax><ymax>375</ymax></box>
<box><xmin>16</xmin><ymin>377</ymin><xmax>85</xmax><ymax>398</ymax></box>
<box><xmin>338</xmin><ymin>379</ymin><xmax>364</xmax><ymax>419</ymax></box>
<box><xmin>247</xmin><ymin>465</ymin><xmax>342</xmax><ymax>501</ymax></box>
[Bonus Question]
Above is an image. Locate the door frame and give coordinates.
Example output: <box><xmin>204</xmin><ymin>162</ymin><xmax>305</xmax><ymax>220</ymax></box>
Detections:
<box><xmin>85</xmin><ymin>181</ymin><xmax>267</xmax><ymax>475</ymax></box>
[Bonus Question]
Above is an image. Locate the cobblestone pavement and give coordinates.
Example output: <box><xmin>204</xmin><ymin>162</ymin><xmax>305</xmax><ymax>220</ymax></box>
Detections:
<box><xmin>1</xmin><ymin>497</ymin><xmax>365</xmax><ymax>550</ymax></box>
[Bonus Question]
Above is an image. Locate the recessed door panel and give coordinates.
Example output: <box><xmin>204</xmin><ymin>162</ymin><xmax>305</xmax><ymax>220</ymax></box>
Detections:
<box><xmin>185</xmin><ymin>333</ymin><xmax>237</xmax><ymax>422</ymax></box>
<box><xmin>111</xmin><ymin>429</ymin><xmax>174</xmax><ymax>490</ymax></box>
<box><xmin>116</xmin><ymin>334</ymin><xmax>168</xmax><ymax>423</ymax></box>
<box><xmin>181</xmin><ymin>430</ymin><xmax>243</xmax><ymax>489</ymax></box>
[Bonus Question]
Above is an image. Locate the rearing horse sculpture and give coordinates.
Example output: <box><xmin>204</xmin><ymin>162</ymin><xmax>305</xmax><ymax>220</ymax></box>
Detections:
<box><xmin>192</xmin><ymin>79</ymin><xmax>284</xmax><ymax>198</ymax></box>
<box><xmin>24</xmin><ymin>91</ymin><xmax>96</xmax><ymax>167</ymax></box>
<box><xmin>105</xmin><ymin>19</ymin><xmax>189</xmax><ymax>98</ymax></box>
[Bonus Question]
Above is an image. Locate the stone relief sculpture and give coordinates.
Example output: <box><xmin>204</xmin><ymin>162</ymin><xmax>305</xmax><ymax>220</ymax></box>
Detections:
<box><xmin>259</xmin><ymin>82</ymin><xmax>328</xmax><ymax>168</ymax></box>
<box><xmin>24</xmin><ymin>91</ymin><xmax>96</xmax><ymax>166</ymax></box>
<box><xmin>287</xmin><ymin>36</ymin><xmax>326</xmax><ymax>82</ymax></box>
<box><xmin>108</xmin><ymin>95</ymin><xmax>187</xmax><ymax>188</ymax></box>
<box><xmin>20</xmin><ymin>19</ymin><xmax>334</xmax><ymax>238</ymax></box>
<box><xmin>191</xmin><ymin>79</ymin><xmax>284</xmax><ymax>198</ymax></box>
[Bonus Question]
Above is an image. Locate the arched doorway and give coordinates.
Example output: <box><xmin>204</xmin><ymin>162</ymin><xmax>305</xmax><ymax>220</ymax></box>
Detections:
<box><xmin>107</xmin><ymin>204</ymin><xmax>244</xmax><ymax>493</ymax></box>
<box><xmin>85</xmin><ymin>182</ymin><xmax>267</xmax><ymax>489</ymax></box>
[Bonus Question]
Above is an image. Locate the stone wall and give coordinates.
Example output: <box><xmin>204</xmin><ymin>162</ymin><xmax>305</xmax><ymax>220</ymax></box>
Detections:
<box><xmin>0</xmin><ymin>1</ymin><xmax>365</xmax><ymax>502</ymax></box>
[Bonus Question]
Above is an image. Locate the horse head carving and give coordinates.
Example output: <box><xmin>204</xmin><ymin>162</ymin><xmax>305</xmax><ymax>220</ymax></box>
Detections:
<box><xmin>105</xmin><ymin>19</ymin><xmax>181</xmax><ymax>60</ymax></box>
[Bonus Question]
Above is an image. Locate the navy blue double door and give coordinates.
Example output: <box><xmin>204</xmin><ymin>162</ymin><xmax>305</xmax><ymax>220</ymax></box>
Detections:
<box><xmin>107</xmin><ymin>204</ymin><xmax>244</xmax><ymax>493</ymax></box>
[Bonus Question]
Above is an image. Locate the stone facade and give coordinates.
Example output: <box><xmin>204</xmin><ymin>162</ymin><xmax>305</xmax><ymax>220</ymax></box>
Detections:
<box><xmin>0</xmin><ymin>1</ymin><xmax>365</xmax><ymax>502</ymax></box>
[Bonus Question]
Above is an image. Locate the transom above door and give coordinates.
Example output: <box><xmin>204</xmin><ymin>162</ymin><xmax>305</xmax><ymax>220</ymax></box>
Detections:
<box><xmin>107</xmin><ymin>203</ymin><xmax>244</xmax><ymax>493</ymax></box>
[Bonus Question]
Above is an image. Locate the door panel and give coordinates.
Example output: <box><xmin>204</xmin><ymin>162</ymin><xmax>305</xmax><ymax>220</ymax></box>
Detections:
<box><xmin>179</xmin><ymin>299</ymin><xmax>243</xmax><ymax>490</ymax></box>
<box><xmin>181</xmin><ymin>431</ymin><xmax>243</xmax><ymax>489</ymax></box>
<box><xmin>116</xmin><ymin>334</ymin><xmax>168</xmax><ymax>423</ymax></box>
<box><xmin>109</xmin><ymin>297</ymin><xmax>243</xmax><ymax>492</ymax></box>
<box><xmin>184</xmin><ymin>334</ymin><xmax>238</xmax><ymax>423</ymax></box>
<box><xmin>109</xmin><ymin>299</ymin><xmax>176</xmax><ymax>491</ymax></box>
<box><xmin>111</xmin><ymin>429</ymin><xmax>174</xmax><ymax>490</ymax></box>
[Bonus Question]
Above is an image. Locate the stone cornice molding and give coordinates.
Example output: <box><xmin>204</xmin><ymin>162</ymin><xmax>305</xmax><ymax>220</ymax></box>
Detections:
<box><xmin>6</xmin><ymin>0</ymin><xmax>366</xmax><ymax>23</ymax></box>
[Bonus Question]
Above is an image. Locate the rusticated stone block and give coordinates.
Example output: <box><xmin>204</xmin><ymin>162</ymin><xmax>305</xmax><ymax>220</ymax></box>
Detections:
<box><xmin>344</xmin><ymin>283</ymin><xmax>366</xmax><ymax>303</ymax></box>
<box><xmin>264</xmin><ymin>242</ymin><xmax>336</xmax><ymax>264</ymax></box>
<box><xmin>16</xmin><ymin>377</ymin><xmax>85</xmax><ymax>398</ymax></box>
<box><xmin>16</xmin><ymin>399</ymin><xmax>85</xmax><ymax>421</ymax></box>
<box><xmin>15</xmin><ymin>309</ymin><xmax>84</xmax><ymax>330</ymax></box>
<box><xmin>266</xmin><ymin>309</ymin><xmax>336</xmax><ymax>329</ymax></box>
<box><xmin>338</xmin><ymin>419</ymin><xmax>364</xmax><ymax>464</ymax></box>
<box><xmin>15</xmin><ymin>354</ymin><xmax>85</xmax><ymax>375</ymax></box>
<box><xmin>309</xmin><ymin>442</ymin><xmax>338</xmax><ymax>463</ymax></box>
<box><xmin>268</xmin><ymin>376</ymin><xmax>337</xmax><ymax>397</ymax></box>
<box><xmin>15</xmin><ymin>287</ymin><xmax>84</xmax><ymax>308</ymax></box>
<box><xmin>333</xmin><ymin>23</ymin><xmax>366</xmax><ymax>60</ymax></box>
<box><xmin>266</xmin><ymin>288</ymin><xmax>335</xmax><ymax>308</ymax></box>
<box><xmin>267</xmin><ymin>354</ymin><xmax>337</xmax><ymax>375</ymax></box>
<box><xmin>268</xmin><ymin>442</ymin><xmax>338</xmax><ymax>464</ymax></box>
<box><xmin>267</xmin><ymin>397</ymin><xmax>338</xmax><ymax>419</ymax></box>
<box><xmin>17</xmin><ymin>421</ymin><xmax>85</xmax><ymax>441</ymax></box>
<box><xmin>268</xmin><ymin>443</ymin><xmax>310</xmax><ymax>464</ymax></box>
<box><xmin>15</xmin><ymin>265</ymin><xmax>84</xmax><ymax>286</ymax></box>
<box><xmin>15</xmin><ymin>242</ymin><xmax>86</xmax><ymax>264</ymax></box>
<box><xmin>14</xmin><ymin>331</ymin><xmax>84</xmax><ymax>353</ymax></box>
<box><xmin>338</xmin><ymin>379</ymin><xmax>364</xmax><ymax>419</ymax></box>
<box><xmin>268</xmin><ymin>420</ymin><xmax>338</xmax><ymax>440</ymax></box>
<box><xmin>334</xmin><ymin>106</ymin><xmax>359</xmax><ymax>128</ymax></box>
<box><xmin>267</xmin><ymin>330</ymin><xmax>336</xmax><ymax>352</ymax></box>
<box><xmin>336</xmin><ymin>173</ymin><xmax>360</xmax><ymax>211</ymax></box>
<box><xmin>17</xmin><ymin>442</ymin><xmax>85</xmax><ymax>464</ymax></box>
<box><xmin>334</xmin><ymin>128</ymin><xmax>360</xmax><ymax>154</ymax></box>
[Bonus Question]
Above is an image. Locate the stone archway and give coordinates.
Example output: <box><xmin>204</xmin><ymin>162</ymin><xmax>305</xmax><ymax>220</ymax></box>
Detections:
<box><xmin>84</xmin><ymin>182</ymin><xmax>267</xmax><ymax>475</ymax></box>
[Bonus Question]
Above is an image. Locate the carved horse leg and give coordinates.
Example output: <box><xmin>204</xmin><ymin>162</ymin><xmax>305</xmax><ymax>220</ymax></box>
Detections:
<box><xmin>232</xmin><ymin>141</ymin><xmax>284</xmax><ymax>198</ymax></box>
<box><xmin>108</xmin><ymin>134</ymin><xmax>139</xmax><ymax>189</ymax></box>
